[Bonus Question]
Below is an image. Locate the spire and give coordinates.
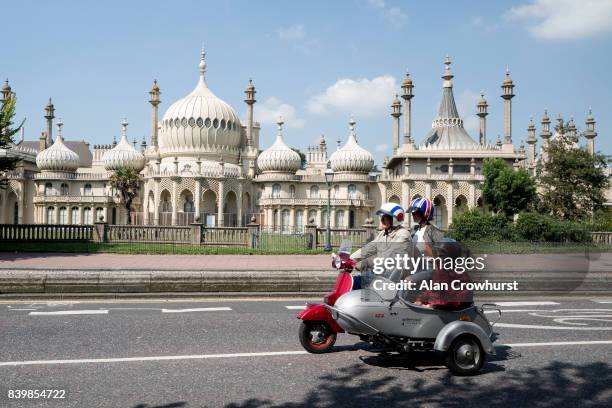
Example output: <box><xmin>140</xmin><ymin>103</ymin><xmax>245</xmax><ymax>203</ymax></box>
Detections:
<box><xmin>276</xmin><ymin>116</ymin><xmax>284</xmax><ymax>141</ymax></box>
<box><xmin>1</xmin><ymin>78</ymin><xmax>11</xmax><ymax>101</ymax></box>
<box><xmin>442</xmin><ymin>55</ymin><xmax>453</xmax><ymax>87</ymax></box>
<box><xmin>198</xmin><ymin>46</ymin><xmax>207</xmax><ymax>84</ymax></box>
<box><xmin>121</xmin><ymin>118</ymin><xmax>129</xmax><ymax>142</ymax></box>
<box><xmin>56</xmin><ymin>118</ymin><xmax>64</xmax><ymax>141</ymax></box>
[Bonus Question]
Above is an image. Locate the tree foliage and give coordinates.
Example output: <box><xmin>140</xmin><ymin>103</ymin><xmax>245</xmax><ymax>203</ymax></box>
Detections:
<box><xmin>482</xmin><ymin>158</ymin><xmax>536</xmax><ymax>218</ymax></box>
<box><xmin>0</xmin><ymin>93</ymin><xmax>26</xmax><ymax>189</ymax></box>
<box><xmin>538</xmin><ymin>138</ymin><xmax>609</xmax><ymax>221</ymax></box>
<box><xmin>109</xmin><ymin>168</ymin><xmax>140</xmax><ymax>224</ymax></box>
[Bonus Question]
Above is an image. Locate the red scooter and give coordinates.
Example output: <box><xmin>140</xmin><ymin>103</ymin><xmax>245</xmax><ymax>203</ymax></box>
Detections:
<box><xmin>297</xmin><ymin>246</ymin><xmax>355</xmax><ymax>353</ymax></box>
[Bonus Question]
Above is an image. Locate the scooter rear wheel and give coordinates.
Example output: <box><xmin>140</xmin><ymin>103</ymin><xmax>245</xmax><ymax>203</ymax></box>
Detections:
<box><xmin>444</xmin><ymin>335</ymin><xmax>485</xmax><ymax>376</ymax></box>
<box><xmin>299</xmin><ymin>321</ymin><xmax>337</xmax><ymax>353</ymax></box>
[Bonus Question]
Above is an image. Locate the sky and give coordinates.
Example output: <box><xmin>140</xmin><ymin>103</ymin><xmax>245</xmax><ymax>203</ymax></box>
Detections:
<box><xmin>3</xmin><ymin>0</ymin><xmax>612</xmax><ymax>163</ymax></box>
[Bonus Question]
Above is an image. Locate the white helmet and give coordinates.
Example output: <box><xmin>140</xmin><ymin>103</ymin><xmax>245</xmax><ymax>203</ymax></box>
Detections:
<box><xmin>376</xmin><ymin>202</ymin><xmax>405</xmax><ymax>224</ymax></box>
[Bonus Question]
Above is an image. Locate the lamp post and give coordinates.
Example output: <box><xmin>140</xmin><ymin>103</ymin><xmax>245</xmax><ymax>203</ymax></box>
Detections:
<box><xmin>324</xmin><ymin>164</ymin><xmax>334</xmax><ymax>252</ymax></box>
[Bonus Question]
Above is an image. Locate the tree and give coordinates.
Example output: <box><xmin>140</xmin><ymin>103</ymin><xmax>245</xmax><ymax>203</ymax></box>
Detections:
<box><xmin>482</xmin><ymin>158</ymin><xmax>536</xmax><ymax>218</ymax></box>
<box><xmin>109</xmin><ymin>168</ymin><xmax>140</xmax><ymax>224</ymax></box>
<box><xmin>539</xmin><ymin>137</ymin><xmax>609</xmax><ymax>221</ymax></box>
<box><xmin>291</xmin><ymin>148</ymin><xmax>307</xmax><ymax>169</ymax></box>
<box><xmin>0</xmin><ymin>93</ymin><xmax>26</xmax><ymax>189</ymax></box>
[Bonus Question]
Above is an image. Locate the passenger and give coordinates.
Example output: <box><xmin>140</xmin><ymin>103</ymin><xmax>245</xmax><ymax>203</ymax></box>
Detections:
<box><xmin>407</xmin><ymin>197</ymin><xmax>444</xmax><ymax>247</ymax></box>
<box><xmin>350</xmin><ymin>203</ymin><xmax>412</xmax><ymax>287</ymax></box>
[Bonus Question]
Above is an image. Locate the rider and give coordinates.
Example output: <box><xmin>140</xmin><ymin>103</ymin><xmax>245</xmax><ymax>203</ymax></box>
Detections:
<box><xmin>350</xmin><ymin>203</ymin><xmax>412</xmax><ymax>286</ymax></box>
<box><xmin>407</xmin><ymin>197</ymin><xmax>444</xmax><ymax>245</ymax></box>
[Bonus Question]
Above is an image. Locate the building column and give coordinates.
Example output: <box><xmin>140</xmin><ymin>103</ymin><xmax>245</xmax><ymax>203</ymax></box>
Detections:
<box><xmin>171</xmin><ymin>179</ymin><xmax>178</xmax><ymax>226</ymax></box>
<box><xmin>469</xmin><ymin>183</ymin><xmax>475</xmax><ymax>209</ymax></box>
<box><xmin>194</xmin><ymin>179</ymin><xmax>202</xmax><ymax>220</ymax></box>
<box><xmin>217</xmin><ymin>179</ymin><xmax>225</xmax><ymax>227</ymax></box>
<box><xmin>153</xmin><ymin>180</ymin><xmax>160</xmax><ymax>226</ymax></box>
<box><xmin>143</xmin><ymin>188</ymin><xmax>149</xmax><ymax>225</ymax></box>
<box><xmin>237</xmin><ymin>182</ymin><xmax>243</xmax><ymax>226</ymax></box>
<box><xmin>425</xmin><ymin>183</ymin><xmax>432</xmax><ymax>200</ymax></box>
<box><xmin>501</xmin><ymin>70</ymin><xmax>515</xmax><ymax>146</ymax></box>
<box><xmin>446</xmin><ymin>183</ymin><xmax>454</xmax><ymax>227</ymax></box>
<box><xmin>391</xmin><ymin>95</ymin><xmax>401</xmax><ymax>153</ymax></box>
<box><xmin>401</xmin><ymin>181</ymin><xmax>410</xmax><ymax>209</ymax></box>
<box><xmin>316</xmin><ymin>207</ymin><xmax>322</xmax><ymax>227</ymax></box>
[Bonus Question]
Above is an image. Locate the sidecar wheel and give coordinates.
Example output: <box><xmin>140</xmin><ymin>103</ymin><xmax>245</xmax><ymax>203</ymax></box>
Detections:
<box><xmin>299</xmin><ymin>321</ymin><xmax>337</xmax><ymax>353</ymax></box>
<box><xmin>444</xmin><ymin>335</ymin><xmax>485</xmax><ymax>376</ymax></box>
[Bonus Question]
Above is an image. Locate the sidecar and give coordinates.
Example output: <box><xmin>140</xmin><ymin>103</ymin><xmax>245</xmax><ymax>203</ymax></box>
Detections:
<box><xmin>326</xmin><ymin>277</ymin><xmax>501</xmax><ymax>376</ymax></box>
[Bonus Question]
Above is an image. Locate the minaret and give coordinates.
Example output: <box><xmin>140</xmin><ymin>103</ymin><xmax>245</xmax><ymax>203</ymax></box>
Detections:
<box><xmin>1</xmin><ymin>79</ymin><xmax>11</xmax><ymax>102</ymax></box>
<box><xmin>526</xmin><ymin>116</ymin><xmax>537</xmax><ymax>173</ymax></box>
<box><xmin>540</xmin><ymin>110</ymin><xmax>552</xmax><ymax>163</ymax></box>
<box><xmin>501</xmin><ymin>68</ymin><xmax>515</xmax><ymax>147</ymax></box>
<box><xmin>477</xmin><ymin>92</ymin><xmax>488</xmax><ymax>145</ymax></box>
<box><xmin>585</xmin><ymin>109</ymin><xmax>597</xmax><ymax>155</ymax></box>
<box><xmin>244</xmin><ymin>78</ymin><xmax>256</xmax><ymax>149</ymax></box>
<box><xmin>148</xmin><ymin>79</ymin><xmax>161</xmax><ymax>151</ymax></box>
<box><xmin>44</xmin><ymin>98</ymin><xmax>55</xmax><ymax>147</ymax></box>
<box><xmin>400</xmin><ymin>71</ymin><xmax>414</xmax><ymax>146</ymax></box>
<box><xmin>567</xmin><ymin>116</ymin><xmax>577</xmax><ymax>142</ymax></box>
<box><xmin>390</xmin><ymin>94</ymin><xmax>402</xmax><ymax>153</ymax></box>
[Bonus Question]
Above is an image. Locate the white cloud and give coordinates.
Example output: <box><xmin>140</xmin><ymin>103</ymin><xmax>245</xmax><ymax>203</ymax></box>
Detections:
<box><xmin>256</xmin><ymin>97</ymin><xmax>305</xmax><ymax>129</ymax></box>
<box><xmin>375</xmin><ymin>143</ymin><xmax>389</xmax><ymax>152</ymax></box>
<box><xmin>456</xmin><ymin>89</ymin><xmax>481</xmax><ymax>135</ymax></box>
<box><xmin>367</xmin><ymin>0</ymin><xmax>408</xmax><ymax>28</ymax></box>
<box><xmin>307</xmin><ymin>75</ymin><xmax>398</xmax><ymax>117</ymax></box>
<box><xmin>276</xmin><ymin>24</ymin><xmax>306</xmax><ymax>41</ymax></box>
<box><xmin>506</xmin><ymin>0</ymin><xmax>612</xmax><ymax>39</ymax></box>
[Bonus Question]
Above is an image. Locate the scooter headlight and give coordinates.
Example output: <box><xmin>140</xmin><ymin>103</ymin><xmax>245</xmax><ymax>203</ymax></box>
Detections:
<box><xmin>331</xmin><ymin>310</ymin><xmax>339</xmax><ymax>320</ymax></box>
<box><xmin>334</xmin><ymin>258</ymin><xmax>342</xmax><ymax>269</ymax></box>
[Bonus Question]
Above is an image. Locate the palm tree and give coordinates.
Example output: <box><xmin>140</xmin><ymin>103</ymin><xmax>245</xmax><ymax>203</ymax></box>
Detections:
<box><xmin>1</xmin><ymin>91</ymin><xmax>26</xmax><ymax>189</ymax></box>
<box><xmin>109</xmin><ymin>168</ymin><xmax>140</xmax><ymax>224</ymax></box>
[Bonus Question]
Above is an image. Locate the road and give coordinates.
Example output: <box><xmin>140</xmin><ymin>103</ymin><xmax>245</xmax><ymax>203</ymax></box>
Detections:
<box><xmin>1</xmin><ymin>297</ymin><xmax>611</xmax><ymax>408</ymax></box>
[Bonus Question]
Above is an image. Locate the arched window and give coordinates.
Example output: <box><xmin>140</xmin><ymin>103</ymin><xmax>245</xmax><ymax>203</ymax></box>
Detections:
<box><xmin>348</xmin><ymin>184</ymin><xmax>356</xmax><ymax>199</ymax></box>
<box><xmin>296</xmin><ymin>209</ymin><xmax>304</xmax><ymax>232</ymax></box>
<box><xmin>44</xmin><ymin>183</ymin><xmax>53</xmax><ymax>196</ymax></box>
<box><xmin>289</xmin><ymin>185</ymin><xmax>295</xmax><ymax>198</ymax></box>
<box><xmin>58</xmin><ymin>207</ymin><xmax>67</xmax><ymax>224</ymax></box>
<box><xmin>310</xmin><ymin>185</ymin><xmax>319</xmax><ymax>198</ymax></box>
<box><xmin>336</xmin><ymin>210</ymin><xmax>345</xmax><ymax>228</ymax></box>
<box><xmin>84</xmin><ymin>184</ymin><xmax>92</xmax><ymax>196</ymax></box>
<box><xmin>60</xmin><ymin>183</ymin><xmax>69</xmax><ymax>195</ymax></box>
<box><xmin>308</xmin><ymin>209</ymin><xmax>317</xmax><ymax>225</ymax></box>
<box><xmin>333</xmin><ymin>185</ymin><xmax>340</xmax><ymax>197</ymax></box>
<box><xmin>83</xmin><ymin>207</ymin><xmax>92</xmax><ymax>224</ymax></box>
<box><xmin>272</xmin><ymin>184</ymin><xmax>281</xmax><ymax>198</ymax></box>
<box><xmin>365</xmin><ymin>186</ymin><xmax>370</xmax><ymax>200</ymax></box>
<box><xmin>46</xmin><ymin>206</ymin><xmax>55</xmax><ymax>224</ymax></box>
<box><xmin>281</xmin><ymin>209</ymin><xmax>290</xmax><ymax>233</ymax></box>
<box><xmin>183</xmin><ymin>194</ymin><xmax>195</xmax><ymax>212</ymax></box>
<box><xmin>71</xmin><ymin>207</ymin><xmax>79</xmax><ymax>224</ymax></box>
<box><xmin>95</xmin><ymin>207</ymin><xmax>104</xmax><ymax>222</ymax></box>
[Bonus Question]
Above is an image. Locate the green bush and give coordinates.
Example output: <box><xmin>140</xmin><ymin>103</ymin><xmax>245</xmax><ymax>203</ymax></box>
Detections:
<box><xmin>448</xmin><ymin>209</ymin><xmax>516</xmax><ymax>242</ymax></box>
<box><xmin>516</xmin><ymin>212</ymin><xmax>591</xmax><ymax>242</ymax></box>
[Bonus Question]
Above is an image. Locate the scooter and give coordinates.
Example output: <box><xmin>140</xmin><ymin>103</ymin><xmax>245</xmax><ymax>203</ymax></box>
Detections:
<box><xmin>296</xmin><ymin>244</ymin><xmax>355</xmax><ymax>353</ymax></box>
<box><xmin>297</xmin><ymin>241</ymin><xmax>501</xmax><ymax>376</ymax></box>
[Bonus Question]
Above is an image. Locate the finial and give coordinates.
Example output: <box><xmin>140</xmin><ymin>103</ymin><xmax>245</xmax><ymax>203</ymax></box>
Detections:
<box><xmin>199</xmin><ymin>46</ymin><xmax>207</xmax><ymax>81</ymax></box>
<box><xmin>506</xmin><ymin>66</ymin><xmax>510</xmax><ymax>76</ymax></box>
<box><xmin>442</xmin><ymin>55</ymin><xmax>453</xmax><ymax>84</ymax></box>
<box><xmin>121</xmin><ymin>118</ymin><xmax>128</xmax><ymax>140</ymax></box>
<box><xmin>132</xmin><ymin>137</ymin><xmax>137</xmax><ymax>148</ymax></box>
<box><xmin>276</xmin><ymin>116</ymin><xmax>284</xmax><ymax>137</ymax></box>
<box><xmin>57</xmin><ymin>118</ymin><xmax>63</xmax><ymax>140</ymax></box>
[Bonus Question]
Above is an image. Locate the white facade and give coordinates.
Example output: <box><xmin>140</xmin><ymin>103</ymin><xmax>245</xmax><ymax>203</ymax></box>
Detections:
<box><xmin>0</xmin><ymin>53</ymin><xmax>599</xmax><ymax>230</ymax></box>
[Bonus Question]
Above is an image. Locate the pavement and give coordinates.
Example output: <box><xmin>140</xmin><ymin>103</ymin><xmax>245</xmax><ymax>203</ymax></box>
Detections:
<box><xmin>1</xmin><ymin>252</ymin><xmax>610</xmax><ymax>296</ymax></box>
<box><xmin>0</xmin><ymin>296</ymin><xmax>611</xmax><ymax>407</ymax></box>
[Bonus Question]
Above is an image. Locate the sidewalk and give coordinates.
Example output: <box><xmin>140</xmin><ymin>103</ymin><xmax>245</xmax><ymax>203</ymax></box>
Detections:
<box><xmin>0</xmin><ymin>252</ymin><xmax>610</xmax><ymax>296</ymax></box>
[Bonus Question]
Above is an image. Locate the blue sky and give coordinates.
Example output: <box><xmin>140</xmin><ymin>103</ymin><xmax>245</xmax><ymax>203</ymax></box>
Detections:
<box><xmin>3</xmin><ymin>0</ymin><xmax>612</xmax><ymax>162</ymax></box>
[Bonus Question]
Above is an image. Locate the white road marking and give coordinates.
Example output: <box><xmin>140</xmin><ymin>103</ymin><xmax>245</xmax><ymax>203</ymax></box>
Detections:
<box><xmin>592</xmin><ymin>299</ymin><xmax>612</xmax><ymax>304</ymax></box>
<box><xmin>495</xmin><ymin>322</ymin><xmax>612</xmax><ymax>330</ymax></box>
<box><xmin>2</xmin><ymin>340</ymin><xmax>612</xmax><ymax>367</ymax></box>
<box><xmin>484</xmin><ymin>308</ymin><xmax>612</xmax><ymax>314</ymax></box>
<box><xmin>161</xmin><ymin>307</ymin><xmax>232</xmax><ymax>313</ymax></box>
<box><xmin>8</xmin><ymin>308</ymin><xmax>38</xmax><ymax>311</ymax></box>
<box><xmin>285</xmin><ymin>306</ymin><xmax>306</xmax><ymax>310</ymax></box>
<box><xmin>29</xmin><ymin>310</ymin><xmax>109</xmax><ymax>316</ymax></box>
<box><xmin>494</xmin><ymin>301</ymin><xmax>559</xmax><ymax>307</ymax></box>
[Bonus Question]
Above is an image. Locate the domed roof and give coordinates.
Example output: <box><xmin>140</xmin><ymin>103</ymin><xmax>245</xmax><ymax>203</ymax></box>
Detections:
<box><xmin>257</xmin><ymin>119</ymin><xmax>301</xmax><ymax>173</ymax></box>
<box><xmin>159</xmin><ymin>49</ymin><xmax>242</xmax><ymax>157</ymax></box>
<box><xmin>36</xmin><ymin>120</ymin><xmax>80</xmax><ymax>172</ymax></box>
<box><xmin>103</xmin><ymin>119</ymin><xmax>145</xmax><ymax>171</ymax></box>
<box><xmin>330</xmin><ymin>119</ymin><xmax>374</xmax><ymax>174</ymax></box>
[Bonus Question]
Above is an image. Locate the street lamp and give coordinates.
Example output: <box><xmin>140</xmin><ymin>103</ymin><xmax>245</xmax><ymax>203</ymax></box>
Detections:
<box><xmin>324</xmin><ymin>163</ymin><xmax>334</xmax><ymax>252</ymax></box>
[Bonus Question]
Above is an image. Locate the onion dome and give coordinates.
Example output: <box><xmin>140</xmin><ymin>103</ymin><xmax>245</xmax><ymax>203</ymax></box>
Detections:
<box><xmin>159</xmin><ymin>48</ymin><xmax>242</xmax><ymax>156</ymax></box>
<box><xmin>36</xmin><ymin>119</ymin><xmax>80</xmax><ymax>171</ymax></box>
<box><xmin>257</xmin><ymin>118</ymin><xmax>301</xmax><ymax>173</ymax></box>
<box><xmin>330</xmin><ymin>119</ymin><xmax>374</xmax><ymax>174</ymax></box>
<box><xmin>103</xmin><ymin>119</ymin><xmax>145</xmax><ymax>171</ymax></box>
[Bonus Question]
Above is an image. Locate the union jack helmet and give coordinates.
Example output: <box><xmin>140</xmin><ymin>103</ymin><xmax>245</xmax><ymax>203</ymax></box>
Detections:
<box><xmin>375</xmin><ymin>202</ymin><xmax>405</xmax><ymax>223</ymax></box>
<box><xmin>407</xmin><ymin>197</ymin><xmax>434</xmax><ymax>221</ymax></box>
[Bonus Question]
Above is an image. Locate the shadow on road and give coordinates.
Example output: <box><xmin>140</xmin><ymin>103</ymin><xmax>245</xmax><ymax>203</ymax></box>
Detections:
<box><xmin>221</xmin><ymin>357</ymin><xmax>612</xmax><ymax>408</ymax></box>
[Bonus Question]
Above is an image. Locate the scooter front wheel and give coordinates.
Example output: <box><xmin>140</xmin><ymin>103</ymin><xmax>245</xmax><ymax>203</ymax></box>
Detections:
<box><xmin>298</xmin><ymin>321</ymin><xmax>337</xmax><ymax>353</ymax></box>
